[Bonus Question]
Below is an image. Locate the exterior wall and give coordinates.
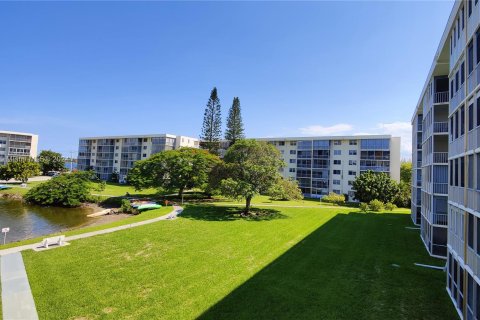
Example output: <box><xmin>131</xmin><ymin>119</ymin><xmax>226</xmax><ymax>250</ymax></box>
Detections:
<box><xmin>412</xmin><ymin>112</ymin><xmax>423</xmax><ymax>225</ymax></box>
<box><xmin>0</xmin><ymin>131</ymin><xmax>38</xmax><ymax>166</ymax></box>
<box><xmin>413</xmin><ymin>0</ymin><xmax>480</xmax><ymax>318</ymax></box>
<box><xmin>258</xmin><ymin>135</ymin><xmax>400</xmax><ymax>201</ymax></box>
<box><xmin>78</xmin><ymin>134</ymin><xmax>199</xmax><ymax>181</ymax></box>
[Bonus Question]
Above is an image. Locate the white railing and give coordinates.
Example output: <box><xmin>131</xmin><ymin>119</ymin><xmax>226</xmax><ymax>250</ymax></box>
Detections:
<box><xmin>433</xmin><ymin>183</ymin><xmax>448</xmax><ymax>194</ymax></box>
<box><xmin>433</xmin><ymin>122</ymin><xmax>448</xmax><ymax>133</ymax></box>
<box><xmin>433</xmin><ymin>152</ymin><xmax>448</xmax><ymax>164</ymax></box>
<box><xmin>434</xmin><ymin>91</ymin><xmax>449</xmax><ymax>104</ymax></box>
<box><xmin>433</xmin><ymin>213</ymin><xmax>448</xmax><ymax>226</ymax></box>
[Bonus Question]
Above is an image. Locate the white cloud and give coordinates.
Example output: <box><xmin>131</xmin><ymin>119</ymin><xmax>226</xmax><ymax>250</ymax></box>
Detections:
<box><xmin>299</xmin><ymin>123</ymin><xmax>353</xmax><ymax>136</ymax></box>
<box><xmin>355</xmin><ymin>121</ymin><xmax>412</xmax><ymax>160</ymax></box>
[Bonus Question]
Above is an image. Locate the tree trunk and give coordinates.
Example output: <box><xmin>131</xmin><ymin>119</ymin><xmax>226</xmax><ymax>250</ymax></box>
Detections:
<box><xmin>178</xmin><ymin>187</ymin><xmax>184</xmax><ymax>205</ymax></box>
<box><xmin>245</xmin><ymin>196</ymin><xmax>252</xmax><ymax>215</ymax></box>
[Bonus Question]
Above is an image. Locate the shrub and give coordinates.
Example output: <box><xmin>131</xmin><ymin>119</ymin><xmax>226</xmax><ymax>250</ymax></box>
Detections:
<box><xmin>268</xmin><ymin>178</ymin><xmax>303</xmax><ymax>201</ymax></box>
<box><xmin>369</xmin><ymin>199</ymin><xmax>384</xmax><ymax>212</ymax></box>
<box><xmin>120</xmin><ymin>199</ymin><xmax>137</xmax><ymax>214</ymax></box>
<box><xmin>321</xmin><ymin>193</ymin><xmax>346</xmax><ymax>205</ymax></box>
<box><xmin>385</xmin><ymin>202</ymin><xmax>397</xmax><ymax>211</ymax></box>
<box><xmin>359</xmin><ymin>202</ymin><xmax>369</xmax><ymax>212</ymax></box>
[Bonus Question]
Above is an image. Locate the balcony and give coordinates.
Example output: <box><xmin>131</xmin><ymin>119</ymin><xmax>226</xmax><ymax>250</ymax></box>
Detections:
<box><xmin>432</xmin><ymin>213</ymin><xmax>448</xmax><ymax>226</ymax></box>
<box><xmin>433</xmin><ymin>122</ymin><xmax>448</xmax><ymax>134</ymax></box>
<box><xmin>433</xmin><ymin>183</ymin><xmax>448</xmax><ymax>194</ymax></box>
<box><xmin>433</xmin><ymin>152</ymin><xmax>448</xmax><ymax>164</ymax></box>
<box><xmin>434</xmin><ymin>91</ymin><xmax>449</xmax><ymax>104</ymax></box>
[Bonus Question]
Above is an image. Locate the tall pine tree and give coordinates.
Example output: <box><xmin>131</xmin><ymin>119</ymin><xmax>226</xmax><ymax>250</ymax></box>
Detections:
<box><xmin>200</xmin><ymin>87</ymin><xmax>222</xmax><ymax>154</ymax></box>
<box><xmin>225</xmin><ymin>97</ymin><xmax>245</xmax><ymax>145</ymax></box>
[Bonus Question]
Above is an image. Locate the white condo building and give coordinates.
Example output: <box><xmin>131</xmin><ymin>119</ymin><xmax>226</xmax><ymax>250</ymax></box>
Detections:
<box><xmin>257</xmin><ymin>135</ymin><xmax>401</xmax><ymax>200</ymax></box>
<box><xmin>412</xmin><ymin>0</ymin><xmax>480</xmax><ymax>318</ymax></box>
<box><xmin>0</xmin><ymin>131</ymin><xmax>38</xmax><ymax>165</ymax></box>
<box><xmin>77</xmin><ymin>134</ymin><xmax>199</xmax><ymax>181</ymax></box>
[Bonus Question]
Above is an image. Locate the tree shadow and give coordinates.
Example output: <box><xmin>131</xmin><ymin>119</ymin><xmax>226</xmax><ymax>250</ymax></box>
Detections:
<box><xmin>197</xmin><ymin>211</ymin><xmax>456</xmax><ymax>320</ymax></box>
<box><xmin>179</xmin><ymin>205</ymin><xmax>288</xmax><ymax>222</ymax></box>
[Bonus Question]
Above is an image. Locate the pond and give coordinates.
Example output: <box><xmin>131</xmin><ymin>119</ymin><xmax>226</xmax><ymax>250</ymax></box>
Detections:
<box><xmin>0</xmin><ymin>199</ymin><xmax>96</xmax><ymax>244</ymax></box>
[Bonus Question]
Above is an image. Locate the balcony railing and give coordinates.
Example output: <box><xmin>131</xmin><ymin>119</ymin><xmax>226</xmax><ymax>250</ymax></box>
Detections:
<box><xmin>434</xmin><ymin>91</ymin><xmax>449</xmax><ymax>104</ymax></box>
<box><xmin>433</xmin><ymin>152</ymin><xmax>448</xmax><ymax>164</ymax></box>
<box><xmin>432</xmin><ymin>213</ymin><xmax>448</xmax><ymax>226</ymax></box>
<box><xmin>433</xmin><ymin>183</ymin><xmax>448</xmax><ymax>194</ymax></box>
<box><xmin>433</xmin><ymin>122</ymin><xmax>448</xmax><ymax>133</ymax></box>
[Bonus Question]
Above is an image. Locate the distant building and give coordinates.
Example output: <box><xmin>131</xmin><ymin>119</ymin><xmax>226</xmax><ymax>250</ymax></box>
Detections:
<box><xmin>77</xmin><ymin>134</ymin><xmax>199</xmax><ymax>181</ymax></box>
<box><xmin>0</xmin><ymin>131</ymin><xmax>38</xmax><ymax>165</ymax></box>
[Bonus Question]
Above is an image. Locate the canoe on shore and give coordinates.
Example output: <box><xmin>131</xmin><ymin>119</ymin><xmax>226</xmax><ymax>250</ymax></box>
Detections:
<box><xmin>0</xmin><ymin>185</ymin><xmax>12</xmax><ymax>190</ymax></box>
<box><xmin>137</xmin><ymin>204</ymin><xmax>162</xmax><ymax>211</ymax></box>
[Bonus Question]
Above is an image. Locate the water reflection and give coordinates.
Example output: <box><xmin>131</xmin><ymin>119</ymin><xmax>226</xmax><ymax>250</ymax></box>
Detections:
<box><xmin>0</xmin><ymin>199</ymin><xmax>95</xmax><ymax>243</ymax></box>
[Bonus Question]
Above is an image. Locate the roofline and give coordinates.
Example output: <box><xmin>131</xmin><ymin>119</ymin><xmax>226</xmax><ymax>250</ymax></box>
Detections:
<box><xmin>0</xmin><ymin>130</ymin><xmax>38</xmax><ymax>137</ymax></box>
<box><xmin>79</xmin><ymin>134</ymin><xmax>199</xmax><ymax>140</ymax></box>
<box><xmin>255</xmin><ymin>134</ymin><xmax>394</xmax><ymax>141</ymax></box>
<box><xmin>411</xmin><ymin>0</ymin><xmax>459</xmax><ymax>122</ymax></box>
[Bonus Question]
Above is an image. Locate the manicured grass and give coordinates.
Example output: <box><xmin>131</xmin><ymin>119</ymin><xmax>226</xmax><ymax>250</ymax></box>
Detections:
<box><xmin>0</xmin><ymin>181</ymin><xmax>44</xmax><ymax>196</ymax></box>
<box><xmin>91</xmin><ymin>182</ymin><xmax>158</xmax><ymax>197</ymax></box>
<box><xmin>211</xmin><ymin>194</ymin><xmax>334</xmax><ymax>207</ymax></box>
<box><xmin>22</xmin><ymin>205</ymin><xmax>456</xmax><ymax>319</ymax></box>
<box><xmin>0</xmin><ymin>206</ymin><xmax>173</xmax><ymax>250</ymax></box>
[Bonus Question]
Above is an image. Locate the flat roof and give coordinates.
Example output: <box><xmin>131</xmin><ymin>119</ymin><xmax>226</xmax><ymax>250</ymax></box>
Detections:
<box><xmin>0</xmin><ymin>130</ymin><xmax>38</xmax><ymax>137</ymax></box>
<box><xmin>256</xmin><ymin>134</ymin><xmax>394</xmax><ymax>141</ymax></box>
<box><xmin>79</xmin><ymin>133</ymin><xmax>199</xmax><ymax>140</ymax></box>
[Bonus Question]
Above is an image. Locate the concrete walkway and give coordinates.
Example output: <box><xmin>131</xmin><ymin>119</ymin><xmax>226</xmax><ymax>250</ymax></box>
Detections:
<box><xmin>0</xmin><ymin>205</ymin><xmax>183</xmax><ymax>256</ymax></box>
<box><xmin>1</xmin><ymin>252</ymin><xmax>38</xmax><ymax>319</ymax></box>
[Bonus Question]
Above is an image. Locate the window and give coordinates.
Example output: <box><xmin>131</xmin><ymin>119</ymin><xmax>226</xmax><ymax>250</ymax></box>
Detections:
<box><xmin>290</xmin><ymin>150</ymin><xmax>296</xmax><ymax>155</ymax></box>
<box><xmin>278</xmin><ymin>141</ymin><xmax>285</xmax><ymax>146</ymax></box>
<box><xmin>461</xmin><ymin>105</ymin><xmax>466</xmax><ymax>136</ymax></box>
<box><xmin>455</xmin><ymin>158</ymin><xmax>459</xmax><ymax>186</ymax></box>
<box><xmin>114</xmin><ymin>160</ymin><xmax>118</xmax><ymax>164</ymax></box>
<box><xmin>451</xmin><ymin>80</ymin><xmax>454</xmax><ymax>98</ymax></box>
<box><xmin>333</xmin><ymin>170</ymin><xmax>341</xmax><ymax>175</ymax></box>
<box><xmin>469</xmin><ymin>41</ymin><xmax>474</xmax><ymax>74</ymax></box>
<box><xmin>469</xmin><ymin>155</ymin><xmax>474</xmax><ymax>188</ymax></box>
<box><xmin>143</xmin><ymin>138</ymin><xmax>147</xmax><ymax>142</ymax></box>
<box><xmin>349</xmin><ymin>160</ymin><xmax>357</xmax><ymax>165</ymax></box>
<box><xmin>469</xmin><ymin>213</ymin><xmax>474</xmax><ymax>249</ymax></box>
<box><xmin>456</xmin><ymin>71</ymin><xmax>460</xmax><ymax>92</ymax></box>
<box><xmin>334</xmin><ymin>150</ymin><xmax>341</xmax><ymax>156</ymax></box>
<box><xmin>333</xmin><ymin>140</ymin><xmax>341</xmax><ymax>145</ymax></box>
<box><xmin>289</xmin><ymin>168</ymin><xmax>296</xmax><ymax>173</ymax></box>
<box><xmin>451</xmin><ymin>117</ymin><xmax>455</xmax><ymax>141</ymax></box>
<box><xmin>333</xmin><ymin>160</ymin><xmax>341</xmax><ymax>165</ymax></box>
<box><xmin>290</xmin><ymin>141</ymin><xmax>297</xmax><ymax>146</ymax></box>
<box><xmin>462</xmin><ymin>7</ymin><xmax>465</xmax><ymax>29</ymax></box>
<box><xmin>333</xmin><ymin>189</ymin><xmax>341</xmax><ymax>194</ymax></box>
<box><xmin>143</xmin><ymin>153</ymin><xmax>147</xmax><ymax>157</ymax></box>
<box><xmin>477</xmin><ymin>30</ymin><xmax>480</xmax><ymax>64</ymax></box>
<box><xmin>116</xmin><ymin>146</ymin><xmax>119</xmax><ymax>149</ymax></box>
<box><xmin>458</xmin><ymin>17</ymin><xmax>461</xmax><ymax>39</ymax></box>
<box><xmin>469</xmin><ymin>0</ymin><xmax>473</xmax><ymax>16</ymax></box>
<box><xmin>349</xmin><ymin>140</ymin><xmax>357</xmax><ymax>145</ymax></box>
<box><xmin>143</xmin><ymin>146</ymin><xmax>147</xmax><ymax>150</ymax></box>
<box><xmin>454</xmin><ymin>27</ymin><xmax>457</xmax><ymax>47</ymax></box>
<box><xmin>333</xmin><ymin>180</ymin><xmax>341</xmax><ymax>185</ymax></box>
<box><xmin>477</xmin><ymin>216</ymin><xmax>480</xmax><ymax>254</ymax></box>
<box><xmin>461</xmin><ymin>156</ymin><xmax>465</xmax><ymax>187</ymax></box>
<box><xmin>477</xmin><ymin>98</ymin><xmax>480</xmax><ymax>127</ymax></box>
<box><xmin>455</xmin><ymin>111</ymin><xmax>459</xmax><ymax>139</ymax></box>
<box><xmin>469</xmin><ymin>104</ymin><xmax>474</xmax><ymax>131</ymax></box>
<box><xmin>450</xmin><ymin>160</ymin><xmax>454</xmax><ymax>186</ymax></box>
<box><xmin>348</xmin><ymin>171</ymin><xmax>356</xmax><ymax>176</ymax></box>
<box><xmin>477</xmin><ymin>154</ymin><xmax>480</xmax><ymax>191</ymax></box>
<box><xmin>115</xmin><ymin>153</ymin><xmax>118</xmax><ymax>157</ymax></box>
<box><xmin>289</xmin><ymin>159</ymin><xmax>295</xmax><ymax>163</ymax></box>
<box><xmin>349</xmin><ymin>150</ymin><xmax>357</xmax><ymax>155</ymax></box>
<box><xmin>348</xmin><ymin>180</ymin><xmax>354</xmax><ymax>186</ymax></box>
<box><xmin>461</xmin><ymin>62</ymin><xmax>465</xmax><ymax>84</ymax></box>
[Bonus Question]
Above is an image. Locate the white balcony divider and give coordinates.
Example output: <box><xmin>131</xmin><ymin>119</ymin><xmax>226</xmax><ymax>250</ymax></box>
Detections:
<box><xmin>433</xmin><ymin>213</ymin><xmax>448</xmax><ymax>226</ymax></box>
<box><xmin>434</xmin><ymin>91</ymin><xmax>449</xmax><ymax>104</ymax></box>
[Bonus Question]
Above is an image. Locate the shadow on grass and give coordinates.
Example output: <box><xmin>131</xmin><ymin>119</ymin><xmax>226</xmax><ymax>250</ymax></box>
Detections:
<box><xmin>197</xmin><ymin>211</ymin><xmax>456</xmax><ymax>320</ymax></box>
<box><xmin>180</xmin><ymin>205</ymin><xmax>288</xmax><ymax>222</ymax></box>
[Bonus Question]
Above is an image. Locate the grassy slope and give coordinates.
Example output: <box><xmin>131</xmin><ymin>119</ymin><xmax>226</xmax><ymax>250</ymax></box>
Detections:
<box><xmin>22</xmin><ymin>206</ymin><xmax>456</xmax><ymax>320</ymax></box>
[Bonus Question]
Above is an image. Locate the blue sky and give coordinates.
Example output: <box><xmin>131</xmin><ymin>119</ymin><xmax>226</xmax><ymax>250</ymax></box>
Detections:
<box><xmin>0</xmin><ymin>1</ymin><xmax>453</xmax><ymax>159</ymax></box>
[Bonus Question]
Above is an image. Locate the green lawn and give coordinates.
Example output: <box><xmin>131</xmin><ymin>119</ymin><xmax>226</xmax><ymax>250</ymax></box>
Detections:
<box><xmin>211</xmin><ymin>194</ymin><xmax>338</xmax><ymax>207</ymax></box>
<box><xmin>22</xmin><ymin>205</ymin><xmax>456</xmax><ymax>320</ymax></box>
<box><xmin>91</xmin><ymin>182</ymin><xmax>158</xmax><ymax>197</ymax></box>
<box><xmin>0</xmin><ymin>181</ymin><xmax>44</xmax><ymax>196</ymax></box>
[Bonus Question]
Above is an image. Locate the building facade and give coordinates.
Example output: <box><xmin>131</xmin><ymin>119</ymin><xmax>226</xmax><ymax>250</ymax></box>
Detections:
<box><xmin>77</xmin><ymin>134</ymin><xmax>199</xmax><ymax>181</ymax></box>
<box><xmin>258</xmin><ymin>135</ymin><xmax>401</xmax><ymax>200</ymax></box>
<box><xmin>412</xmin><ymin>0</ymin><xmax>480</xmax><ymax>318</ymax></box>
<box><xmin>0</xmin><ymin>131</ymin><xmax>38</xmax><ymax>165</ymax></box>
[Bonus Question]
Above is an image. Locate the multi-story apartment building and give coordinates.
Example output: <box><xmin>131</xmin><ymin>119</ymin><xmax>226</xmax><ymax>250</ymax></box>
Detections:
<box><xmin>0</xmin><ymin>131</ymin><xmax>38</xmax><ymax>165</ymax></box>
<box><xmin>412</xmin><ymin>1</ymin><xmax>480</xmax><ymax>318</ymax></box>
<box><xmin>258</xmin><ymin>135</ymin><xmax>400</xmax><ymax>200</ymax></box>
<box><xmin>77</xmin><ymin>134</ymin><xmax>199</xmax><ymax>181</ymax></box>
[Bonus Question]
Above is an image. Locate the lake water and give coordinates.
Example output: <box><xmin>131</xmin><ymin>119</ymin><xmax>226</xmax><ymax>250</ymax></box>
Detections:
<box><xmin>0</xmin><ymin>199</ymin><xmax>95</xmax><ymax>243</ymax></box>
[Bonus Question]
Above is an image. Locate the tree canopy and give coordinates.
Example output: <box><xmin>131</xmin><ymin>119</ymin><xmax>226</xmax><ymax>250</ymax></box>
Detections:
<box><xmin>225</xmin><ymin>97</ymin><xmax>245</xmax><ymax>145</ymax></box>
<box><xmin>352</xmin><ymin>171</ymin><xmax>400</xmax><ymax>203</ymax></box>
<box><xmin>38</xmin><ymin>150</ymin><xmax>65</xmax><ymax>175</ymax></box>
<box><xmin>400</xmin><ymin>161</ymin><xmax>412</xmax><ymax>185</ymax></box>
<box><xmin>220</xmin><ymin>139</ymin><xmax>285</xmax><ymax>214</ymax></box>
<box><xmin>200</xmin><ymin>87</ymin><xmax>222</xmax><ymax>155</ymax></box>
<box><xmin>1</xmin><ymin>158</ymin><xmax>40</xmax><ymax>183</ymax></box>
<box><xmin>128</xmin><ymin>148</ymin><xmax>220</xmax><ymax>202</ymax></box>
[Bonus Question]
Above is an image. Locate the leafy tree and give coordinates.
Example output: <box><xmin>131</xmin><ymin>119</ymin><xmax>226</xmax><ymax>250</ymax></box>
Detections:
<box><xmin>394</xmin><ymin>181</ymin><xmax>411</xmax><ymax>208</ymax></box>
<box><xmin>37</xmin><ymin>150</ymin><xmax>65</xmax><ymax>175</ymax></box>
<box><xmin>200</xmin><ymin>87</ymin><xmax>222</xmax><ymax>154</ymax></box>
<box><xmin>400</xmin><ymin>161</ymin><xmax>412</xmax><ymax>185</ymax></box>
<box><xmin>109</xmin><ymin>170</ymin><xmax>119</xmax><ymax>183</ymax></box>
<box><xmin>5</xmin><ymin>158</ymin><xmax>41</xmax><ymax>183</ymax></box>
<box><xmin>225</xmin><ymin>97</ymin><xmax>245</xmax><ymax>145</ymax></box>
<box><xmin>0</xmin><ymin>165</ymin><xmax>14</xmax><ymax>181</ymax></box>
<box><xmin>128</xmin><ymin>148</ymin><xmax>220</xmax><ymax>203</ymax></box>
<box><xmin>220</xmin><ymin>139</ymin><xmax>284</xmax><ymax>214</ymax></box>
<box><xmin>352</xmin><ymin>171</ymin><xmax>400</xmax><ymax>203</ymax></box>
<box><xmin>24</xmin><ymin>172</ymin><xmax>93</xmax><ymax>207</ymax></box>
<box><xmin>268</xmin><ymin>178</ymin><xmax>303</xmax><ymax>201</ymax></box>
